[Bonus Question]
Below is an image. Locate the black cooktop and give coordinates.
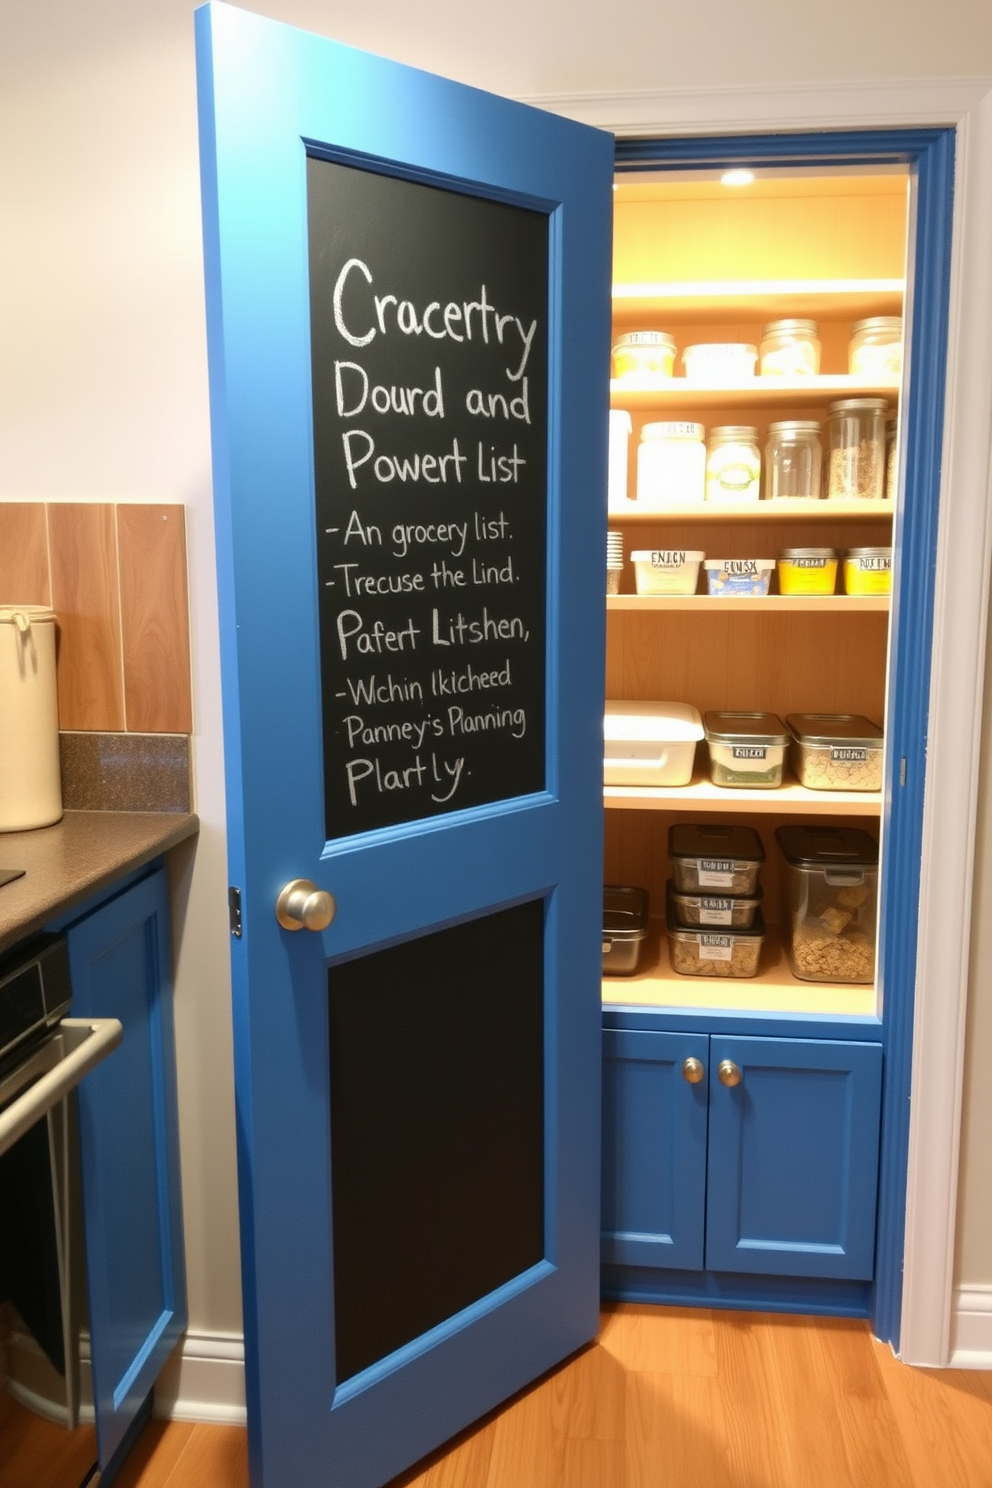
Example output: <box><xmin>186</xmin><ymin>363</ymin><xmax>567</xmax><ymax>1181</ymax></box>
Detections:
<box><xmin>0</xmin><ymin>869</ymin><xmax>25</xmax><ymax>889</ymax></box>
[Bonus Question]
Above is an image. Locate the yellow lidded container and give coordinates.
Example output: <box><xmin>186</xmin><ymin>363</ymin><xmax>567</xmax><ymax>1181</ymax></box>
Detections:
<box><xmin>613</xmin><ymin>331</ymin><xmax>677</xmax><ymax>379</ymax></box>
<box><xmin>844</xmin><ymin>547</ymin><xmax>892</xmax><ymax>595</ymax></box>
<box><xmin>777</xmin><ymin>548</ymin><xmax>838</xmax><ymax>596</ymax></box>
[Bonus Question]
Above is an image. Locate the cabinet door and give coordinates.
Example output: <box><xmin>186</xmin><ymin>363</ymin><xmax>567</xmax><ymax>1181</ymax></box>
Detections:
<box><xmin>705</xmin><ymin>1036</ymin><xmax>882</xmax><ymax>1280</ymax></box>
<box><xmin>67</xmin><ymin>868</ymin><xmax>187</xmax><ymax>1473</ymax></box>
<box><xmin>601</xmin><ymin>1029</ymin><xmax>708</xmax><ymax>1271</ymax></box>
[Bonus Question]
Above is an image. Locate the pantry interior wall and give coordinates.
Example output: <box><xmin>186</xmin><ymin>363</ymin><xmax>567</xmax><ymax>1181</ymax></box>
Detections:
<box><xmin>2</xmin><ymin>0</ymin><xmax>992</xmax><ymax>1405</ymax></box>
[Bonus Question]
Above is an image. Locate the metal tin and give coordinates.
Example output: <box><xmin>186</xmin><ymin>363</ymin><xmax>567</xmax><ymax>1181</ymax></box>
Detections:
<box><xmin>603</xmin><ymin>885</ymin><xmax>650</xmax><ymax>976</ymax></box>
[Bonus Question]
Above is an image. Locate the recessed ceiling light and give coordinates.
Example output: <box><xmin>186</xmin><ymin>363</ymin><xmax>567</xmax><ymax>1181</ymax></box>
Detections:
<box><xmin>721</xmin><ymin>169</ymin><xmax>755</xmax><ymax>187</ymax></box>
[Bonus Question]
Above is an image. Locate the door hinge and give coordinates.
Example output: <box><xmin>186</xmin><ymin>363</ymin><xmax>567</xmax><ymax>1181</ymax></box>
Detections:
<box><xmin>229</xmin><ymin>886</ymin><xmax>243</xmax><ymax>938</ymax></box>
<box><xmin>899</xmin><ymin>756</ymin><xmax>907</xmax><ymax>788</ymax></box>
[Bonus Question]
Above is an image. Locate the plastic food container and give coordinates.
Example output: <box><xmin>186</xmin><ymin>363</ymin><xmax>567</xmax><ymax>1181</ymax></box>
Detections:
<box><xmin>668</xmin><ymin>823</ymin><xmax>765</xmax><ymax>896</ymax></box>
<box><xmin>885</xmin><ymin>415</ymin><xmax>898</xmax><ymax>501</ymax></box>
<box><xmin>777</xmin><ymin>548</ymin><xmax>839</xmax><ymax>596</ymax></box>
<box><xmin>786</xmin><ymin>713</ymin><xmax>884</xmax><ymax>791</ymax></box>
<box><xmin>630</xmin><ymin>549</ymin><xmax>705</xmax><ymax>596</ymax></box>
<box><xmin>666</xmin><ymin>888</ymin><xmax>765</xmax><ymax>978</ymax></box>
<box><xmin>765</xmin><ymin>421</ymin><xmax>823</xmax><ymax>502</ymax></box>
<box><xmin>608</xmin><ymin>409</ymin><xmax>632</xmax><ymax>509</ymax></box>
<box><xmin>604</xmin><ymin>700</ymin><xmax>704</xmax><ymax>787</ymax></box>
<box><xmin>603</xmin><ymin>885</ymin><xmax>650</xmax><ymax>976</ymax></box>
<box><xmin>848</xmin><ymin>317</ymin><xmax>903</xmax><ymax>378</ymax></box>
<box><xmin>669</xmin><ymin>883</ymin><xmax>763</xmax><ymax>930</ymax></box>
<box><xmin>613</xmin><ymin>331</ymin><xmax>677</xmax><ymax>379</ymax></box>
<box><xmin>705</xmin><ymin>426</ymin><xmax>760</xmax><ymax>502</ymax></box>
<box><xmin>606</xmin><ymin>530</ymin><xmax>624</xmax><ymax>596</ymax></box>
<box><xmin>703</xmin><ymin>559</ymin><xmax>774</xmax><ymax>596</ymax></box>
<box><xmin>636</xmin><ymin>422</ymin><xmax>706</xmax><ymax>506</ymax></box>
<box><xmin>844</xmin><ymin>547</ymin><xmax>892</xmax><ymax>595</ymax></box>
<box><xmin>682</xmin><ymin>343</ymin><xmax>757</xmax><ymax>382</ymax></box>
<box><xmin>759</xmin><ymin>319</ymin><xmax>821</xmax><ymax>377</ymax></box>
<box><xmin>775</xmin><ymin>825</ymin><xmax>878</xmax><ymax>984</ymax></box>
<box><xmin>825</xmin><ymin>398</ymin><xmax>887</xmax><ymax>501</ymax></box>
<box><xmin>703</xmin><ymin>711</ymin><xmax>789</xmax><ymax>789</ymax></box>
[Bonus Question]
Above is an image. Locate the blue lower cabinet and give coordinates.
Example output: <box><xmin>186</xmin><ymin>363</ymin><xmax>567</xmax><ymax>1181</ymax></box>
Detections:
<box><xmin>602</xmin><ymin>1029</ymin><xmax>883</xmax><ymax>1292</ymax></box>
<box><xmin>65</xmin><ymin>867</ymin><xmax>187</xmax><ymax>1480</ymax></box>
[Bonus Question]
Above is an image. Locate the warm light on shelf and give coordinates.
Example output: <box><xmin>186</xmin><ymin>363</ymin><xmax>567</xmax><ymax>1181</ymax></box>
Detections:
<box><xmin>721</xmin><ymin>168</ymin><xmax>755</xmax><ymax>188</ymax></box>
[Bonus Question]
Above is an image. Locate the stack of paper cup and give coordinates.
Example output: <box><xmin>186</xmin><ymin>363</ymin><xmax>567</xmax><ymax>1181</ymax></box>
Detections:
<box><xmin>607</xmin><ymin>531</ymin><xmax>624</xmax><ymax>595</ymax></box>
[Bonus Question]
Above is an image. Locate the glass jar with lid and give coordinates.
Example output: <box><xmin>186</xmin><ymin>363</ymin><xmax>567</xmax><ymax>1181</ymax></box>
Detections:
<box><xmin>765</xmin><ymin>421</ymin><xmax>822</xmax><ymax>501</ymax></box>
<box><xmin>825</xmin><ymin>398</ymin><xmax>887</xmax><ymax>501</ymax></box>
<box><xmin>705</xmin><ymin>426</ymin><xmax>760</xmax><ymax>502</ymax></box>
<box><xmin>848</xmin><ymin>317</ymin><xmax>903</xmax><ymax>377</ymax></box>
<box><xmin>885</xmin><ymin>415</ymin><xmax>898</xmax><ymax>501</ymax></box>
<box><xmin>613</xmin><ymin>331</ymin><xmax>677</xmax><ymax>379</ymax></box>
<box><xmin>759</xmin><ymin>319</ymin><xmax>821</xmax><ymax>377</ymax></box>
<box><xmin>636</xmin><ymin>421</ymin><xmax>706</xmax><ymax>506</ymax></box>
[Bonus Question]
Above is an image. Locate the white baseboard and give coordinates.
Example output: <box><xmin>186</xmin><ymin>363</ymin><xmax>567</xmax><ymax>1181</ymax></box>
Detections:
<box><xmin>949</xmin><ymin>1287</ymin><xmax>992</xmax><ymax>1366</ymax></box>
<box><xmin>154</xmin><ymin>1331</ymin><xmax>247</xmax><ymax>1425</ymax></box>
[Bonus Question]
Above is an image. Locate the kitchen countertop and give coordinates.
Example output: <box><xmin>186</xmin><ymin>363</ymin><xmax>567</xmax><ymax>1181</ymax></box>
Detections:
<box><xmin>0</xmin><ymin>810</ymin><xmax>199</xmax><ymax>955</ymax></box>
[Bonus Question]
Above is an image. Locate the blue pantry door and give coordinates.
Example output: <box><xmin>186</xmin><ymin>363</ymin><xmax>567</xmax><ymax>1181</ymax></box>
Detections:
<box><xmin>195</xmin><ymin>6</ymin><xmax>614</xmax><ymax>1486</ymax></box>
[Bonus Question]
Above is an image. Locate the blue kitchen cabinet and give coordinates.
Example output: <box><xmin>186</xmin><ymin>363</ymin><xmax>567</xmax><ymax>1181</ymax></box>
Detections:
<box><xmin>63</xmin><ymin>865</ymin><xmax>187</xmax><ymax>1479</ymax></box>
<box><xmin>603</xmin><ymin>1030</ymin><xmax>882</xmax><ymax>1289</ymax></box>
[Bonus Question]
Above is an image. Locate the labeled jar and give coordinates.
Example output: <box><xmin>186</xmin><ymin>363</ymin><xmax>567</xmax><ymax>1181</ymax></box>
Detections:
<box><xmin>844</xmin><ymin>547</ymin><xmax>892</xmax><ymax>595</ymax></box>
<box><xmin>765</xmin><ymin>421</ymin><xmax>822</xmax><ymax>501</ymax></box>
<box><xmin>682</xmin><ymin>343</ymin><xmax>757</xmax><ymax>382</ymax></box>
<box><xmin>613</xmin><ymin>331</ymin><xmax>677</xmax><ymax>379</ymax></box>
<box><xmin>630</xmin><ymin>549</ymin><xmax>705</xmax><ymax>596</ymax></box>
<box><xmin>825</xmin><ymin>398</ymin><xmax>887</xmax><ymax>501</ymax></box>
<box><xmin>885</xmin><ymin>415</ymin><xmax>898</xmax><ymax>501</ymax></box>
<box><xmin>637</xmin><ymin>421</ymin><xmax>706</xmax><ymax>506</ymax></box>
<box><xmin>786</xmin><ymin>713</ymin><xmax>884</xmax><ymax>792</ymax></box>
<box><xmin>759</xmin><ymin>319</ymin><xmax>821</xmax><ymax>377</ymax></box>
<box><xmin>848</xmin><ymin>316</ymin><xmax>903</xmax><ymax>378</ymax></box>
<box><xmin>777</xmin><ymin>548</ymin><xmax>839</xmax><ymax>596</ymax></box>
<box><xmin>705</xmin><ymin>426</ymin><xmax>760</xmax><ymax>502</ymax></box>
<box><xmin>703</xmin><ymin>710</ymin><xmax>789</xmax><ymax>789</ymax></box>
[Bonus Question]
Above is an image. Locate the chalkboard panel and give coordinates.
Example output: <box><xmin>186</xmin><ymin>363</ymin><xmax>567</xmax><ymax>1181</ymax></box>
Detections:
<box><xmin>307</xmin><ymin>159</ymin><xmax>548</xmax><ymax>839</ymax></box>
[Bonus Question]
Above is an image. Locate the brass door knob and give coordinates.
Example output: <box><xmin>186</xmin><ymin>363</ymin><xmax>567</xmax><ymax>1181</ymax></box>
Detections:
<box><xmin>718</xmin><ymin>1059</ymin><xmax>742</xmax><ymax>1088</ymax></box>
<box><xmin>682</xmin><ymin>1056</ymin><xmax>705</xmax><ymax>1085</ymax></box>
<box><xmin>275</xmin><ymin>879</ymin><xmax>336</xmax><ymax>932</ymax></box>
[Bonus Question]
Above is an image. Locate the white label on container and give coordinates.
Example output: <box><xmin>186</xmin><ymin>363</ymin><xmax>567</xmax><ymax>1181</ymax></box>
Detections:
<box><xmin>723</xmin><ymin>560</ymin><xmax>759</xmax><ymax>576</ymax></box>
<box><xmin>856</xmin><ymin>556</ymin><xmax>891</xmax><ymax>572</ymax></box>
<box><xmin>699</xmin><ymin>904</ymin><xmax>733</xmax><ymax>925</ymax></box>
<box><xmin>697</xmin><ymin>866</ymin><xmax>734</xmax><ymax>888</ymax></box>
<box><xmin>792</xmin><ymin>558</ymin><xmax>828</xmax><ymax>569</ymax></box>
<box><xmin>732</xmin><ymin>746</ymin><xmax>768</xmax><ymax>760</ymax></box>
<box><xmin>651</xmin><ymin>550</ymin><xmax>686</xmax><ymax>568</ymax></box>
<box><xmin>831</xmin><ymin>747</ymin><xmax>869</xmax><ymax>763</ymax></box>
<box><xmin>699</xmin><ymin>936</ymin><xmax>733</xmax><ymax>961</ymax></box>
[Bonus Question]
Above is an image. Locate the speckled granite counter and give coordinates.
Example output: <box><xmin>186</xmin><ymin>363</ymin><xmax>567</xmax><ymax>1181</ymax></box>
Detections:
<box><xmin>0</xmin><ymin>810</ymin><xmax>199</xmax><ymax>955</ymax></box>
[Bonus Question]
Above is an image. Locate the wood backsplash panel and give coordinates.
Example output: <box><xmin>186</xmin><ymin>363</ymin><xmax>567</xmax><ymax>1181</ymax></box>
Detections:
<box><xmin>117</xmin><ymin>505</ymin><xmax>193</xmax><ymax>733</ymax></box>
<box><xmin>0</xmin><ymin>503</ymin><xmax>50</xmax><ymax>605</ymax></box>
<box><xmin>48</xmin><ymin>503</ymin><xmax>126</xmax><ymax>730</ymax></box>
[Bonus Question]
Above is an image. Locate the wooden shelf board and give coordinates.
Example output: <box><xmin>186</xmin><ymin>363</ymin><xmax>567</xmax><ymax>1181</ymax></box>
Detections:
<box><xmin>606</xmin><ymin>499</ymin><xmax>893</xmax><ymax>524</ymax></box>
<box><xmin>610</xmin><ymin>373</ymin><xmax>900</xmax><ymax>409</ymax></box>
<box><xmin>602</xmin><ymin>920</ymin><xmax>876</xmax><ymax>1017</ymax></box>
<box><xmin>611</xmin><ymin>280</ymin><xmax>904</xmax><ymax>321</ymax></box>
<box><xmin>606</xmin><ymin>592</ymin><xmax>889</xmax><ymax>614</ymax></box>
<box><xmin>604</xmin><ymin>770</ymin><xmax>881</xmax><ymax>816</ymax></box>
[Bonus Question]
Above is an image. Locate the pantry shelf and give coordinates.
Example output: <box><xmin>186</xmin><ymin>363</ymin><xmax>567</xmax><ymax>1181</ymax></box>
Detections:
<box><xmin>606</xmin><ymin>593</ymin><xmax>889</xmax><ymax>614</ymax></box>
<box><xmin>602</xmin><ymin>920</ymin><xmax>876</xmax><ymax>1018</ymax></box>
<box><xmin>610</xmin><ymin>373</ymin><xmax>900</xmax><ymax>411</ymax></box>
<box><xmin>606</xmin><ymin>499</ymin><xmax>893</xmax><ymax>523</ymax></box>
<box><xmin>604</xmin><ymin>772</ymin><xmax>881</xmax><ymax>817</ymax></box>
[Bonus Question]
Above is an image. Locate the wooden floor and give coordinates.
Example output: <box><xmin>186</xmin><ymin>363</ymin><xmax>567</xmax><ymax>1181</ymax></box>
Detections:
<box><xmin>5</xmin><ymin>1305</ymin><xmax>992</xmax><ymax>1488</ymax></box>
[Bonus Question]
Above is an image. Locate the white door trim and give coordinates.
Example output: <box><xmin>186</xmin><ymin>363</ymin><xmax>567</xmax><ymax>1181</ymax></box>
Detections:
<box><xmin>522</xmin><ymin>76</ymin><xmax>992</xmax><ymax>1367</ymax></box>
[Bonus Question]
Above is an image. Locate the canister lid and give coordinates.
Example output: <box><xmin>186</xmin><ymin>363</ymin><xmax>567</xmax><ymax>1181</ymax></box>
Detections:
<box><xmin>775</xmin><ymin>824</ymin><xmax>879</xmax><ymax>869</ymax></box>
<box><xmin>614</xmin><ymin>331</ymin><xmax>677</xmax><ymax>350</ymax></box>
<box><xmin>706</xmin><ymin>426</ymin><xmax>759</xmax><ymax>442</ymax></box>
<box><xmin>703</xmin><ymin>711</ymin><xmax>789</xmax><ymax>746</ymax></box>
<box><xmin>668</xmin><ymin>822</ymin><xmax>765</xmax><ymax>864</ymax></box>
<box><xmin>605</xmin><ymin>700</ymin><xmax>704</xmax><ymax>742</ymax></box>
<box><xmin>786</xmin><ymin>712</ymin><xmax>884</xmax><ymax>747</ymax></box>
<box><xmin>641</xmin><ymin>421</ymin><xmax>705</xmax><ymax>441</ymax></box>
<box><xmin>826</xmin><ymin>398</ymin><xmax>889</xmax><ymax>415</ymax></box>
<box><xmin>850</xmin><ymin>317</ymin><xmax>903</xmax><ymax>335</ymax></box>
<box><xmin>846</xmin><ymin>547</ymin><xmax>892</xmax><ymax>559</ymax></box>
<box><xmin>767</xmin><ymin>420</ymin><xmax>821</xmax><ymax>435</ymax></box>
<box><xmin>761</xmin><ymin>319</ymin><xmax>819</xmax><ymax>336</ymax></box>
<box><xmin>779</xmin><ymin>548</ymin><xmax>837</xmax><ymax>560</ymax></box>
<box><xmin>0</xmin><ymin>605</ymin><xmax>57</xmax><ymax>626</ymax></box>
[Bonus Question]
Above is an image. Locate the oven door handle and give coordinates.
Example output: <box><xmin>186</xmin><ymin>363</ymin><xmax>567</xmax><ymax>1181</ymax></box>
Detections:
<box><xmin>0</xmin><ymin>1017</ymin><xmax>123</xmax><ymax>1158</ymax></box>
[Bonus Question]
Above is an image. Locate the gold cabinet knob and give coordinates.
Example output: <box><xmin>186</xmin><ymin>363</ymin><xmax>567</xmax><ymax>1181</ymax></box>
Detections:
<box><xmin>275</xmin><ymin>879</ymin><xmax>336</xmax><ymax>932</ymax></box>
<box><xmin>682</xmin><ymin>1056</ymin><xmax>705</xmax><ymax>1085</ymax></box>
<box><xmin>718</xmin><ymin>1059</ymin><xmax>742</xmax><ymax>1088</ymax></box>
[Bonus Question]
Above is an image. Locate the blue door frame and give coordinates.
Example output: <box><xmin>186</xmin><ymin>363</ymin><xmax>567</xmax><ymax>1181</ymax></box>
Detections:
<box><xmin>615</xmin><ymin>128</ymin><xmax>956</xmax><ymax>1349</ymax></box>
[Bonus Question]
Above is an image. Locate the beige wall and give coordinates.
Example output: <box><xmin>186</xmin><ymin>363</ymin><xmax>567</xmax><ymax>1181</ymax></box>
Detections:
<box><xmin>3</xmin><ymin>0</ymin><xmax>992</xmax><ymax>1342</ymax></box>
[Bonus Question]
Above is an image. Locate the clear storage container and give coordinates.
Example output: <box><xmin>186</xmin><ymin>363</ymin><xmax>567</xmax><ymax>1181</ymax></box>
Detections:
<box><xmin>703</xmin><ymin>558</ymin><xmax>775</xmax><ymax>596</ymax></box>
<box><xmin>636</xmin><ymin>421</ymin><xmax>706</xmax><ymax>507</ymax></box>
<box><xmin>682</xmin><ymin>343</ymin><xmax>757</xmax><ymax>382</ymax></box>
<box><xmin>885</xmin><ymin>414</ymin><xmax>898</xmax><ymax>501</ymax></box>
<box><xmin>764</xmin><ymin>421</ymin><xmax>822</xmax><ymax>502</ymax></box>
<box><xmin>669</xmin><ymin>883</ymin><xmax>763</xmax><ymax>930</ymax></box>
<box><xmin>844</xmin><ymin>547</ymin><xmax>892</xmax><ymax>596</ymax></box>
<box><xmin>777</xmin><ymin>548</ymin><xmax>839</xmax><ymax>596</ymax></box>
<box><xmin>604</xmin><ymin>700</ymin><xmax>704</xmax><ymax>787</ymax></box>
<box><xmin>848</xmin><ymin>316</ymin><xmax>903</xmax><ymax>378</ymax></box>
<box><xmin>703</xmin><ymin>711</ymin><xmax>789</xmax><ymax>789</ymax></box>
<box><xmin>705</xmin><ymin>426</ymin><xmax>761</xmax><ymax>502</ymax></box>
<box><xmin>630</xmin><ymin>549</ymin><xmax>705</xmax><ymax>596</ymax></box>
<box><xmin>603</xmin><ymin>885</ymin><xmax>650</xmax><ymax>976</ymax></box>
<box><xmin>608</xmin><ymin>409</ymin><xmax>632</xmax><ymax>509</ymax></box>
<box><xmin>668</xmin><ymin>822</ymin><xmax>765</xmax><ymax>896</ymax></box>
<box><xmin>775</xmin><ymin>825</ymin><xmax>878</xmax><ymax>984</ymax></box>
<box><xmin>759</xmin><ymin>319</ymin><xmax>821</xmax><ymax>377</ymax></box>
<box><xmin>786</xmin><ymin>713</ymin><xmax>884</xmax><ymax>791</ymax></box>
<box><xmin>666</xmin><ymin>888</ymin><xmax>765</xmax><ymax>978</ymax></box>
<box><xmin>613</xmin><ymin>331</ymin><xmax>677</xmax><ymax>379</ymax></box>
<box><xmin>825</xmin><ymin>398</ymin><xmax>887</xmax><ymax>501</ymax></box>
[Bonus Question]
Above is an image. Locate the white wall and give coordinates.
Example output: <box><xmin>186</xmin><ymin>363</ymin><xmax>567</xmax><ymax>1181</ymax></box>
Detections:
<box><xmin>3</xmin><ymin>0</ymin><xmax>992</xmax><ymax>1375</ymax></box>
